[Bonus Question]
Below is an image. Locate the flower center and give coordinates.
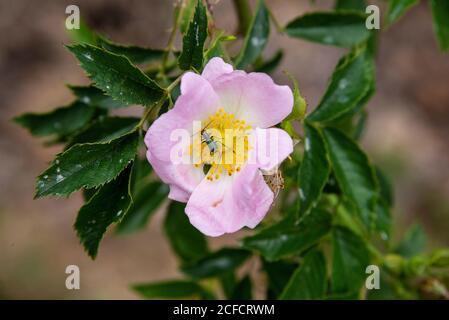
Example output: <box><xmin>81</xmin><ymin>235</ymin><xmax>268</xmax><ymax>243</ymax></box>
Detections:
<box><xmin>190</xmin><ymin>108</ymin><xmax>252</xmax><ymax>181</ymax></box>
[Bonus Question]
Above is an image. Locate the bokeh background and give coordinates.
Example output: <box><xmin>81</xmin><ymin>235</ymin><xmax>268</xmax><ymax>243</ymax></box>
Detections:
<box><xmin>1</xmin><ymin>0</ymin><xmax>448</xmax><ymax>299</ymax></box>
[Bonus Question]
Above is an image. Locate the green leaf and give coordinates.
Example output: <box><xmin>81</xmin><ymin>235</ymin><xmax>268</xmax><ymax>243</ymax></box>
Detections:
<box><xmin>285</xmin><ymin>12</ymin><xmax>371</xmax><ymax>48</ymax></box>
<box><xmin>335</xmin><ymin>0</ymin><xmax>366</xmax><ymax>11</ymax></box>
<box><xmin>82</xmin><ymin>187</ymin><xmax>98</xmax><ymax>202</ymax></box>
<box><xmin>352</xmin><ymin>110</ymin><xmax>368</xmax><ymax>140</ymax></box>
<box><xmin>181</xmin><ymin>248</ymin><xmax>251</xmax><ymax>279</ymax></box>
<box><xmin>322</xmin><ymin>127</ymin><xmax>378</xmax><ymax>229</ymax></box>
<box><xmin>375</xmin><ymin>167</ymin><xmax>394</xmax><ymax>207</ymax></box>
<box><xmin>387</xmin><ymin>0</ymin><xmax>419</xmax><ymax>26</ymax></box>
<box><xmin>280</xmin><ymin>249</ymin><xmax>327</xmax><ymax>299</ymax></box>
<box><xmin>298</xmin><ymin>123</ymin><xmax>330</xmax><ymax>217</ymax></box>
<box><xmin>74</xmin><ymin>164</ymin><xmax>132</xmax><ymax>259</ymax></box>
<box><xmin>67</xmin><ymin>19</ymin><xmax>98</xmax><ymax>45</ymax></box>
<box><xmin>67</xmin><ymin>117</ymin><xmax>139</xmax><ymax>148</ymax></box>
<box><xmin>367</xmin><ymin>271</ymin><xmax>397</xmax><ymax>300</ymax></box>
<box><xmin>263</xmin><ymin>260</ymin><xmax>297</xmax><ymax>298</ymax></box>
<box><xmin>68</xmin><ymin>85</ymin><xmax>124</xmax><ymax>110</ymax></box>
<box><xmin>329</xmin><ymin>68</ymin><xmax>376</xmax><ymax>125</ymax></box>
<box><xmin>35</xmin><ymin>131</ymin><xmax>139</xmax><ymax>198</ymax></box>
<box><xmin>178</xmin><ymin>0</ymin><xmax>208</xmax><ymax>70</ymax></box>
<box><xmin>254</xmin><ymin>50</ymin><xmax>283</xmax><ymax>74</ymax></box>
<box><xmin>430</xmin><ymin>0</ymin><xmax>449</xmax><ymax>52</ymax></box>
<box><xmin>331</xmin><ymin>226</ymin><xmax>370</xmax><ymax>297</ymax></box>
<box><xmin>117</xmin><ymin>181</ymin><xmax>168</xmax><ymax>234</ymax></box>
<box><xmin>164</xmin><ymin>201</ymin><xmax>209</xmax><ymax>263</ymax></box>
<box><xmin>180</xmin><ymin>0</ymin><xmax>197</xmax><ymax>34</ymax></box>
<box><xmin>67</xmin><ymin>20</ymin><xmax>165</xmax><ymax>64</ymax></box>
<box><xmin>204</xmin><ymin>32</ymin><xmax>236</xmax><ymax>61</ymax></box>
<box><xmin>307</xmin><ymin>47</ymin><xmax>374</xmax><ymax>122</ymax></box>
<box><xmin>242</xmin><ymin>208</ymin><xmax>332</xmax><ymax>261</ymax></box>
<box><xmin>133</xmin><ymin>280</ymin><xmax>208</xmax><ymax>299</ymax></box>
<box><xmin>67</xmin><ymin>44</ymin><xmax>165</xmax><ymax>107</ymax></box>
<box><xmin>235</xmin><ymin>0</ymin><xmax>270</xmax><ymax>69</ymax></box>
<box><xmin>395</xmin><ymin>224</ymin><xmax>427</xmax><ymax>258</ymax></box>
<box><xmin>14</xmin><ymin>101</ymin><xmax>95</xmax><ymax>137</ymax></box>
<box><xmin>98</xmin><ymin>37</ymin><xmax>165</xmax><ymax>65</ymax></box>
<box><xmin>230</xmin><ymin>276</ymin><xmax>252</xmax><ymax>300</ymax></box>
<box><xmin>219</xmin><ymin>272</ymin><xmax>237</xmax><ymax>299</ymax></box>
<box><xmin>375</xmin><ymin>200</ymin><xmax>391</xmax><ymax>240</ymax></box>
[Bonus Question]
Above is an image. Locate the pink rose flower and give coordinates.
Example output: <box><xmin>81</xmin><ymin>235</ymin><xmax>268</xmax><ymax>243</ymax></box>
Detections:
<box><xmin>145</xmin><ymin>57</ymin><xmax>294</xmax><ymax>236</ymax></box>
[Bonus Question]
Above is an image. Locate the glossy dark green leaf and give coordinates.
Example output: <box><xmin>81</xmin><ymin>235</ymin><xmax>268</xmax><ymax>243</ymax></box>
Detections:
<box><xmin>263</xmin><ymin>260</ymin><xmax>297</xmax><ymax>298</ymax></box>
<box><xmin>298</xmin><ymin>123</ymin><xmax>330</xmax><ymax>217</ymax></box>
<box><xmin>14</xmin><ymin>101</ymin><xmax>95</xmax><ymax>137</ymax></box>
<box><xmin>332</xmin><ymin>226</ymin><xmax>370</xmax><ymax>297</ymax></box>
<box><xmin>74</xmin><ymin>165</ymin><xmax>132</xmax><ymax>258</ymax></box>
<box><xmin>308</xmin><ymin>47</ymin><xmax>374</xmax><ymax>122</ymax></box>
<box><xmin>67</xmin><ymin>44</ymin><xmax>165</xmax><ymax>107</ymax></box>
<box><xmin>322</xmin><ymin>127</ymin><xmax>378</xmax><ymax>229</ymax></box>
<box><xmin>330</xmin><ymin>70</ymin><xmax>376</xmax><ymax>125</ymax></box>
<box><xmin>280</xmin><ymin>249</ymin><xmax>327</xmax><ymax>299</ymax></box>
<box><xmin>387</xmin><ymin>0</ymin><xmax>419</xmax><ymax>25</ymax></box>
<box><xmin>178</xmin><ymin>0</ymin><xmax>208</xmax><ymax>70</ymax></box>
<box><xmin>35</xmin><ymin>131</ymin><xmax>139</xmax><ymax>198</ymax></box>
<box><xmin>181</xmin><ymin>248</ymin><xmax>251</xmax><ymax>279</ymax></box>
<box><xmin>68</xmin><ymin>85</ymin><xmax>124</xmax><ymax>109</ymax></box>
<box><xmin>117</xmin><ymin>181</ymin><xmax>168</xmax><ymax>234</ymax></box>
<box><xmin>98</xmin><ymin>37</ymin><xmax>165</xmax><ymax>65</ymax></box>
<box><xmin>67</xmin><ymin>117</ymin><xmax>139</xmax><ymax>148</ymax></box>
<box><xmin>395</xmin><ymin>224</ymin><xmax>427</xmax><ymax>258</ymax></box>
<box><xmin>235</xmin><ymin>0</ymin><xmax>270</xmax><ymax>69</ymax></box>
<box><xmin>285</xmin><ymin>12</ymin><xmax>370</xmax><ymax>47</ymax></box>
<box><xmin>164</xmin><ymin>201</ymin><xmax>209</xmax><ymax>263</ymax></box>
<box><xmin>242</xmin><ymin>209</ymin><xmax>332</xmax><ymax>261</ymax></box>
<box><xmin>133</xmin><ymin>280</ymin><xmax>208</xmax><ymax>299</ymax></box>
<box><xmin>430</xmin><ymin>0</ymin><xmax>449</xmax><ymax>52</ymax></box>
<box><xmin>230</xmin><ymin>276</ymin><xmax>252</xmax><ymax>300</ymax></box>
<box><xmin>82</xmin><ymin>187</ymin><xmax>97</xmax><ymax>202</ymax></box>
<box><xmin>335</xmin><ymin>0</ymin><xmax>366</xmax><ymax>11</ymax></box>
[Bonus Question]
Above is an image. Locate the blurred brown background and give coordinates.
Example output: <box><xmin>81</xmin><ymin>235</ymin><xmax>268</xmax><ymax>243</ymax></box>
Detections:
<box><xmin>0</xmin><ymin>0</ymin><xmax>448</xmax><ymax>299</ymax></box>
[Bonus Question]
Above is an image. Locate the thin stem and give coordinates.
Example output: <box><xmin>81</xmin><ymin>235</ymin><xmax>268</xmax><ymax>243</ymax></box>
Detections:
<box><xmin>160</xmin><ymin>2</ymin><xmax>183</xmax><ymax>78</ymax></box>
<box><xmin>232</xmin><ymin>0</ymin><xmax>252</xmax><ymax>35</ymax></box>
<box><xmin>166</xmin><ymin>74</ymin><xmax>182</xmax><ymax>93</ymax></box>
<box><xmin>137</xmin><ymin>74</ymin><xmax>182</xmax><ymax>131</ymax></box>
<box><xmin>268</xmin><ymin>7</ymin><xmax>284</xmax><ymax>33</ymax></box>
<box><xmin>138</xmin><ymin>97</ymin><xmax>167</xmax><ymax>130</ymax></box>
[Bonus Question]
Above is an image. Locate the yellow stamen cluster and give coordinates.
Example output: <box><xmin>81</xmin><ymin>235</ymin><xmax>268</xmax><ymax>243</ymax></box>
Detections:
<box><xmin>191</xmin><ymin>108</ymin><xmax>251</xmax><ymax>181</ymax></box>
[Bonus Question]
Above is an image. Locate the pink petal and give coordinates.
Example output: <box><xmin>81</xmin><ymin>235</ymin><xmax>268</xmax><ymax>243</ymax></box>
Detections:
<box><xmin>233</xmin><ymin>164</ymin><xmax>274</xmax><ymax>228</ymax></box>
<box><xmin>248</xmin><ymin>127</ymin><xmax>294</xmax><ymax>171</ymax></box>
<box><xmin>146</xmin><ymin>150</ymin><xmax>204</xmax><ymax>202</ymax></box>
<box><xmin>145</xmin><ymin>72</ymin><xmax>220</xmax><ymax>163</ymax></box>
<box><xmin>201</xmin><ymin>57</ymin><xmax>234</xmax><ymax>83</ymax></box>
<box><xmin>145</xmin><ymin>72</ymin><xmax>220</xmax><ymax>200</ymax></box>
<box><xmin>185</xmin><ymin>165</ymin><xmax>274</xmax><ymax>236</ymax></box>
<box><xmin>210</xmin><ymin>71</ymin><xmax>294</xmax><ymax>128</ymax></box>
